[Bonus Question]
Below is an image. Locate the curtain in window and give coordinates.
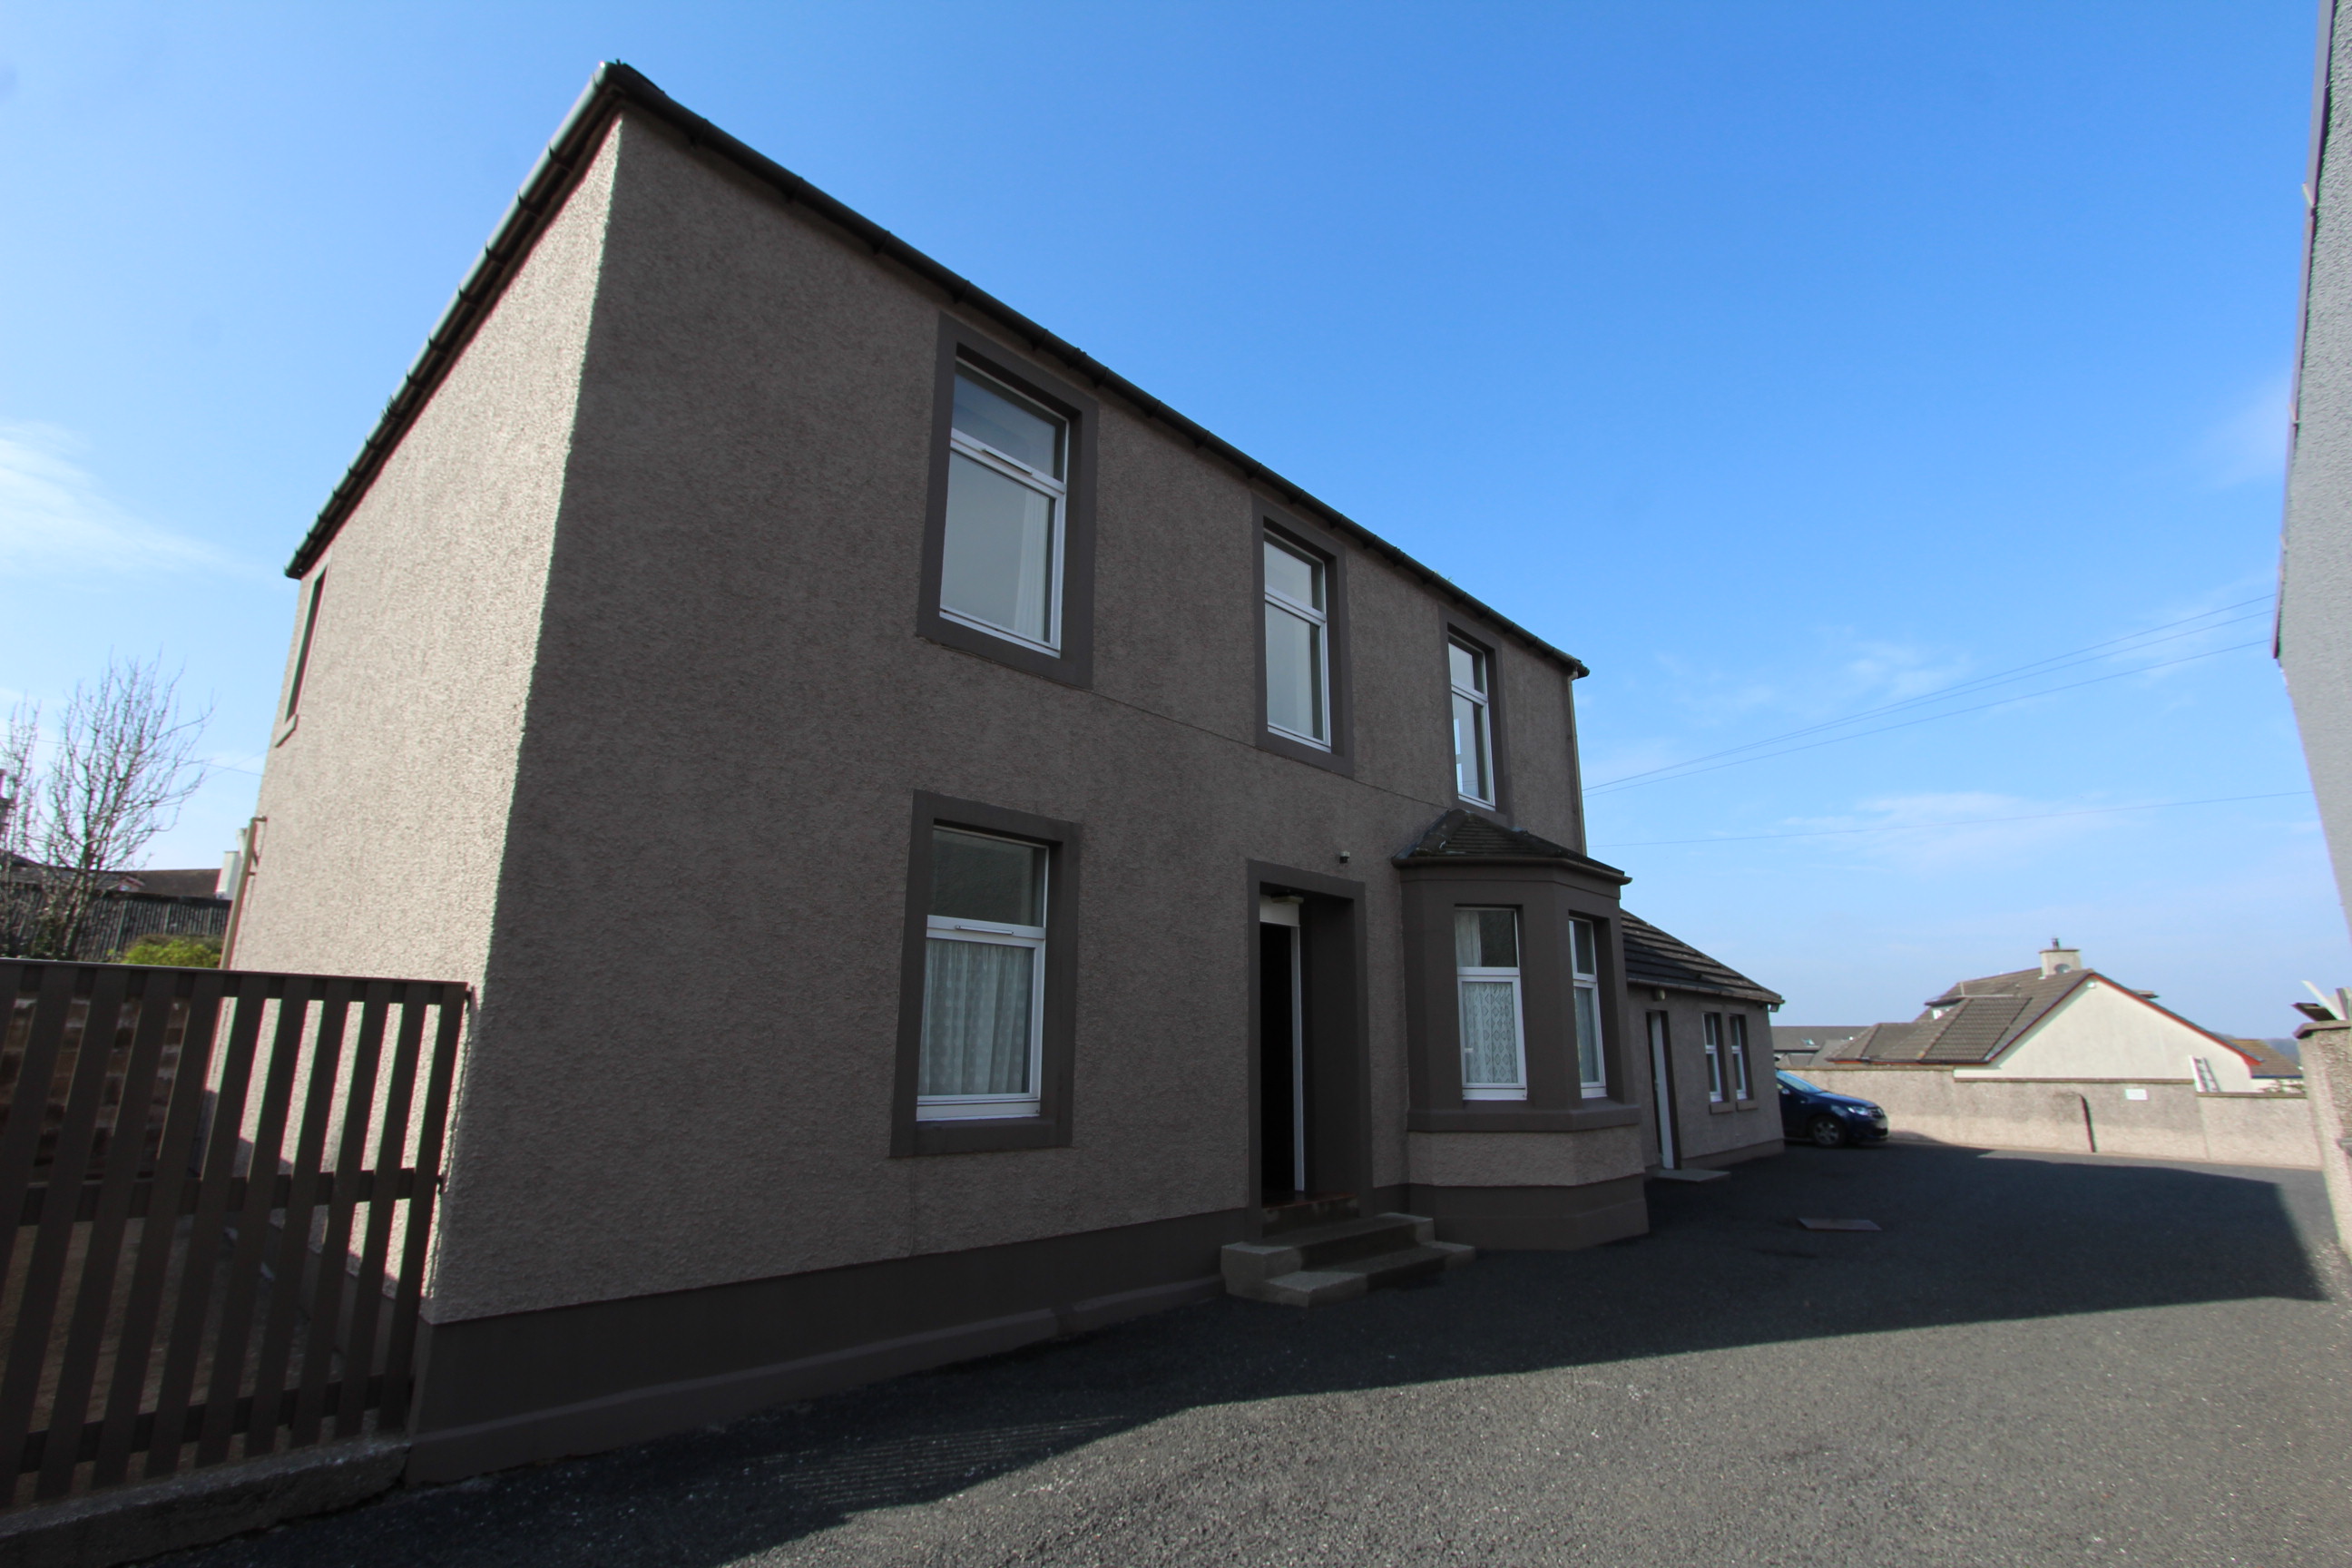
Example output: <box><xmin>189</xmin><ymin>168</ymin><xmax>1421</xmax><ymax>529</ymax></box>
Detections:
<box><xmin>921</xmin><ymin>936</ymin><xmax>1035</xmax><ymax>1096</ymax></box>
<box><xmin>1459</xmin><ymin>979</ymin><xmax>1522</xmax><ymax>1087</ymax></box>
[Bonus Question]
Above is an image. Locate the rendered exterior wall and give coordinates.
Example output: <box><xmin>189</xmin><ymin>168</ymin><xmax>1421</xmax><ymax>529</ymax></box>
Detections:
<box><xmin>1979</xmin><ymin>981</ymin><xmax>2260</xmax><ymax>1091</ymax></box>
<box><xmin>1805</xmin><ymin>1067</ymin><xmax>2316</xmax><ymax>1168</ymax></box>
<box><xmin>2297</xmin><ymin>1022</ymin><xmax>2352</xmax><ymax>1248</ymax></box>
<box><xmin>2287</xmin><ymin>2</ymin><xmax>2352</xmax><ymax>945</ymax></box>
<box><xmin>232</xmin><ymin>141</ymin><xmax>617</xmax><ymax>999</ymax></box>
<box><xmin>242</xmin><ymin>105</ymin><xmax>1660</xmax><ymax>1473</ymax></box>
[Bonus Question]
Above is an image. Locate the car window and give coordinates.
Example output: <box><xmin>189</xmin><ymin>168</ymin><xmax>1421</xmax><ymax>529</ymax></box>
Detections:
<box><xmin>1777</xmin><ymin>1071</ymin><xmax>1817</xmax><ymax>1092</ymax></box>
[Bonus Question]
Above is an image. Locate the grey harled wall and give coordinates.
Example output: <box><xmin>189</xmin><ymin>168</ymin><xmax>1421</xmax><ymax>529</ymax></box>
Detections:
<box><xmin>233</xmin><ymin>139</ymin><xmax>618</xmax><ymax>997</ymax></box>
<box><xmin>2281</xmin><ymin>0</ymin><xmax>2352</xmax><ymax>1244</ymax></box>
<box><xmin>2288</xmin><ymin>2</ymin><xmax>2352</xmax><ymax>935</ymax></box>
<box><xmin>399</xmin><ymin>113</ymin><xmax>1603</xmax><ymax>1325</ymax></box>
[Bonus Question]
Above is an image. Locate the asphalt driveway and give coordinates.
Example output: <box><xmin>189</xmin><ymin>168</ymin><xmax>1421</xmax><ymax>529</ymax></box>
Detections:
<box><xmin>169</xmin><ymin>1143</ymin><xmax>2352</xmax><ymax>1566</ymax></box>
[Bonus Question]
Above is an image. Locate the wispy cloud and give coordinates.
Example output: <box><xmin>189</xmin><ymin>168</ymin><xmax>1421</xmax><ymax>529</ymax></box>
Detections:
<box><xmin>2199</xmin><ymin>375</ymin><xmax>2292</xmax><ymax>488</ymax></box>
<box><xmin>1786</xmin><ymin>791</ymin><xmax>2126</xmax><ymax>871</ymax></box>
<box><xmin>0</xmin><ymin>422</ymin><xmax>254</xmax><ymax>579</ymax></box>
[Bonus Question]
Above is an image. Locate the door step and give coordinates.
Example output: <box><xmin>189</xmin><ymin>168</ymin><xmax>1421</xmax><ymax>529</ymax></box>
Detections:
<box><xmin>1649</xmin><ymin>1166</ymin><xmax>1728</xmax><ymax>1183</ymax></box>
<box><xmin>1221</xmin><ymin>1211</ymin><xmax>1474</xmax><ymax>1307</ymax></box>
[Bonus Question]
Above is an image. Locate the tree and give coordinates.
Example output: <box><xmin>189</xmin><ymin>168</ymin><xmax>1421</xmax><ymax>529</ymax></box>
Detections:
<box><xmin>0</xmin><ymin>656</ymin><xmax>210</xmax><ymax>959</ymax></box>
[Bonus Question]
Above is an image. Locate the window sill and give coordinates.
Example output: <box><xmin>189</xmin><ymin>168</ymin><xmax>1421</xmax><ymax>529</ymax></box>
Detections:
<box><xmin>1256</xmin><ymin>725</ymin><xmax>1354</xmax><ymax>778</ymax></box>
<box><xmin>1407</xmin><ymin>1103</ymin><xmax>1642</xmax><ymax>1133</ymax></box>
<box><xmin>904</xmin><ymin>1115</ymin><xmax>1067</xmax><ymax>1156</ymax></box>
<box><xmin>1708</xmin><ymin>1098</ymin><xmax>1736</xmax><ymax>1115</ymax></box>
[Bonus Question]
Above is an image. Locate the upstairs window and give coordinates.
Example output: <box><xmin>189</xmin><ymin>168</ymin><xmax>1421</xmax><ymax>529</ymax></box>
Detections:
<box><xmin>940</xmin><ymin>369</ymin><xmax>1066</xmax><ymax>652</ymax></box>
<box><xmin>1449</xmin><ymin>639</ymin><xmax>1494</xmax><ymax>805</ymax></box>
<box><xmin>1703</xmin><ymin>1013</ymin><xmax>1726</xmax><ymax>1102</ymax></box>
<box><xmin>1572</xmin><ymin>917</ymin><xmax>1606</xmax><ymax>1097</ymax></box>
<box><xmin>1728</xmin><ymin>1014</ymin><xmax>1752</xmax><ymax>1100</ymax></box>
<box><xmin>919</xmin><ymin>827</ymin><xmax>1048</xmax><ymax>1120</ymax></box>
<box><xmin>1455</xmin><ymin>907</ymin><xmax>1527</xmax><ymax>1101</ymax></box>
<box><xmin>1264</xmin><ymin>537</ymin><xmax>1330</xmax><ymax>748</ymax></box>
<box><xmin>284</xmin><ymin>570</ymin><xmax>327</xmax><ymax>720</ymax></box>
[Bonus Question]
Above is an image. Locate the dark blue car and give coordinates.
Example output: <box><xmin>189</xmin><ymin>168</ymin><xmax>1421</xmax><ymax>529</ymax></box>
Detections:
<box><xmin>1778</xmin><ymin>1070</ymin><xmax>1889</xmax><ymax>1148</ymax></box>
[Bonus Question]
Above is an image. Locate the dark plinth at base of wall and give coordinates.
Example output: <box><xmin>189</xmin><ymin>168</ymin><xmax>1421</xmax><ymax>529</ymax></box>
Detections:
<box><xmin>1404</xmin><ymin>1175</ymin><xmax>1649</xmax><ymax>1250</ymax></box>
<box><xmin>405</xmin><ymin>1206</ymin><xmax>1249</xmax><ymax>1485</ymax></box>
<box><xmin>1681</xmin><ymin>1136</ymin><xmax>1784</xmax><ymax>1171</ymax></box>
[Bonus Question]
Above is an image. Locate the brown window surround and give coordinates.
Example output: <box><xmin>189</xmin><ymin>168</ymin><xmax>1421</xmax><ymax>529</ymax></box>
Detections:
<box><xmin>916</xmin><ymin>317</ymin><xmax>1099</xmax><ymax>690</ymax></box>
<box><xmin>891</xmin><ymin>792</ymin><xmax>1083</xmax><ymax>1156</ymax></box>
<box><xmin>1443</xmin><ymin>621</ymin><xmax>1512</xmax><ymax>818</ymax></box>
<box><xmin>1722</xmin><ymin>1011</ymin><xmax>1759</xmax><ymax>1111</ymax></box>
<box><xmin>1397</xmin><ymin>863</ymin><xmax>1640</xmax><ymax>1133</ymax></box>
<box><xmin>1254</xmin><ymin>501</ymin><xmax>1354</xmax><ymax>777</ymax></box>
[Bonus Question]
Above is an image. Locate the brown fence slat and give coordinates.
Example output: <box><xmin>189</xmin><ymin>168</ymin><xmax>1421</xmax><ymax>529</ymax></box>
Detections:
<box><xmin>243</xmin><ymin>980</ymin><xmax>351</xmax><ymax>1458</ymax></box>
<box><xmin>192</xmin><ymin>977</ymin><xmax>316</xmax><ymax>1468</ymax></box>
<box><xmin>380</xmin><ymin>984</ymin><xmax>463</xmax><ymax>1435</ymax></box>
<box><xmin>92</xmin><ymin>969</ymin><xmax>226</xmax><ymax>1486</ymax></box>
<box><xmin>337</xmin><ymin>993</ymin><xmax>426</xmax><ymax>1438</ymax></box>
<box><xmin>0</xmin><ymin>965</ymin><xmax>84</xmax><ymax>1307</ymax></box>
<box><xmin>145</xmin><ymin>973</ymin><xmax>273</xmax><ymax>1477</ymax></box>
<box><xmin>0</xmin><ymin>959</ymin><xmax>465</xmax><ymax>1506</ymax></box>
<box><xmin>36</xmin><ymin>968</ymin><xmax>182</xmax><ymax>1498</ymax></box>
<box><xmin>290</xmin><ymin>981</ymin><xmax>389</xmax><ymax>1448</ymax></box>
<box><xmin>0</xmin><ymin>966</ymin><xmax>131</xmax><ymax>1490</ymax></box>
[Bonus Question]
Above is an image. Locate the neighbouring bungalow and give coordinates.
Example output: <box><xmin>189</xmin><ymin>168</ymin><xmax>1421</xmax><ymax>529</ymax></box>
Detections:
<box><xmin>1785</xmin><ymin>942</ymin><xmax>2315</xmax><ymax>1167</ymax></box>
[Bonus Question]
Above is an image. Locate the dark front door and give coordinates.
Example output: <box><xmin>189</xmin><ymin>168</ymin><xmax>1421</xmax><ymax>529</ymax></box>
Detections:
<box><xmin>1259</xmin><ymin>899</ymin><xmax>1307</xmax><ymax>1201</ymax></box>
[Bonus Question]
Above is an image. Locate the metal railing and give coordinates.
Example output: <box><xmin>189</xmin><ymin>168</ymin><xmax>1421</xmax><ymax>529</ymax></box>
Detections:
<box><xmin>0</xmin><ymin>959</ymin><xmax>465</xmax><ymax>1506</ymax></box>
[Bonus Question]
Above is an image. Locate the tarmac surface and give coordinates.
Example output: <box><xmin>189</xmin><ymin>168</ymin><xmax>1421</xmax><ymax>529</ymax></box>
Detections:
<box><xmin>166</xmin><ymin>1142</ymin><xmax>2352</xmax><ymax>1566</ymax></box>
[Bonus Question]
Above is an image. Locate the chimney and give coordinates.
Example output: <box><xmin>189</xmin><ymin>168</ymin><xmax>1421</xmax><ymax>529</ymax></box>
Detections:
<box><xmin>2040</xmin><ymin>937</ymin><xmax>2082</xmax><ymax>977</ymax></box>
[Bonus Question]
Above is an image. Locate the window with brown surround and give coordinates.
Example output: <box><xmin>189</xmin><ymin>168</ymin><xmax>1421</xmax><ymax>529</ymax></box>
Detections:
<box><xmin>1445</xmin><ymin>626</ymin><xmax>1514</xmax><ymax>813</ymax></box>
<box><xmin>1397</xmin><ymin>861</ymin><xmax>1639</xmax><ymax>1133</ymax></box>
<box><xmin>1728</xmin><ymin>1012</ymin><xmax>1754</xmax><ymax>1102</ymax></box>
<box><xmin>917</xmin><ymin>318</ymin><xmax>1097</xmax><ymax>688</ymax></box>
<box><xmin>892</xmin><ymin>792</ymin><xmax>1081</xmax><ymax>1155</ymax></box>
<box><xmin>1254</xmin><ymin>503</ymin><xmax>1353</xmax><ymax>775</ymax></box>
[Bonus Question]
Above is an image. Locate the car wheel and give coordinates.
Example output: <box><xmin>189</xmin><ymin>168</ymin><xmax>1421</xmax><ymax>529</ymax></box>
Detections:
<box><xmin>1808</xmin><ymin>1115</ymin><xmax>1847</xmax><ymax>1150</ymax></box>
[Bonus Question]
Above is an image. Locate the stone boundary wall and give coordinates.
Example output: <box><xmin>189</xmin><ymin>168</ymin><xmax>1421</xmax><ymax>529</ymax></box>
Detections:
<box><xmin>1801</xmin><ymin>1067</ymin><xmax>2318</xmax><ymax>1169</ymax></box>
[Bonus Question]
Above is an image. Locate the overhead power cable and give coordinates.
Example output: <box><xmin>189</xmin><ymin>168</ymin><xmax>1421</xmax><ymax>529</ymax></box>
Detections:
<box><xmin>1583</xmin><ymin>594</ymin><xmax>2273</xmax><ymax>795</ymax></box>
<box><xmin>1590</xmin><ymin>615</ymin><xmax>2267</xmax><ymax>804</ymax></box>
<box><xmin>1590</xmin><ymin>789</ymin><xmax>2312</xmax><ymax>849</ymax></box>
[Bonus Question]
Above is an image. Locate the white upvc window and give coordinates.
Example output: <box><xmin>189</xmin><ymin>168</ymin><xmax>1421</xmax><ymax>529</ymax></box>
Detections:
<box><xmin>1264</xmin><ymin>537</ymin><xmax>1330</xmax><ymax>748</ymax></box>
<box><xmin>1703</xmin><ymin>1013</ymin><xmax>1726</xmax><ymax>1102</ymax></box>
<box><xmin>1455</xmin><ymin>907</ymin><xmax>1526</xmax><ymax>1100</ymax></box>
<box><xmin>1728</xmin><ymin>1013</ymin><xmax>1751</xmax><ymax>1099</ymax></box>
<box><xmin>940</xmin><ymin>369</ymin><xmax>1067</xmax><ymax>653</ymax></box>
<box><xmin>1449</xmin><ymin>639</ymin><xmax>1494</xmax><ymax>805</ymax></box>
<box><xmin>918</xmin><ymin>827</ymin><xmax>1047</xmax><ymax>1121</ymax></box>
<box><xmin>1572</xmin><ymin>917</ymin><xmax>1606</xmax><ymax>1098</ymax></box>
<box><xmin>2192</xmin><ymin>1056</ymin><xmax>2220</xmax><ymax>1093</ymax></box>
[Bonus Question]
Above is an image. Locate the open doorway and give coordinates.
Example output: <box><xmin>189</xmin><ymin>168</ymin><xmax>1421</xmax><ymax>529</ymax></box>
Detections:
<box><xmin>1251</xmin><ymin>875</ymin><xmax>1366</xmax><ymax>1220</ymax></box>
<box><xmin>1259</xmin><ymin>897</ymin><xmax>1307</xmax><ymax>1200</ymax></box>
<box><xmin>1647</xmin><ymin>1010</ymin><xmax>1680</xmax><ymax>1170</ymax></box>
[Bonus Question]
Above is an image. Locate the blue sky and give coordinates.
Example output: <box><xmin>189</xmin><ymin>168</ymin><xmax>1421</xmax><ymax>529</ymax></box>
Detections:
<box><xmin>1</xmin><ymin>2</ymin><xmax>2339</xmax><ymax>1034</ymax></box>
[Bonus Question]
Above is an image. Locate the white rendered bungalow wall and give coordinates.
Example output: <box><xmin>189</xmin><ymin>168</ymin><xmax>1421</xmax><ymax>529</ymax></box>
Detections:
<box><xmin>1951</xmin><ymin>979</ymin><xmax>2260</xmax><ymax>1092</ymax></box>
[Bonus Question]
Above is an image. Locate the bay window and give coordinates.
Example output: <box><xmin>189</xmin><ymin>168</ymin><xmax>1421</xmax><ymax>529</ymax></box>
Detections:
<box><xmin>1455</xmin><ymin>907</ymin><xmax>1527</xmax><ymax>1101</ymax></box>
<box><xmin>1572</xmin><ymin>916</ymin><xmax>1606</xmax><ymax>1097</ymax></box>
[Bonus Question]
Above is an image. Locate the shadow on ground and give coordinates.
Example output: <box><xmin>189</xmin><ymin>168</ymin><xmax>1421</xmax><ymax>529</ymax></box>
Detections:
<box><xmin>168</xmin><ymin>1142</ymin><xmax>2337</xmax><ymax>1567</ymax></box>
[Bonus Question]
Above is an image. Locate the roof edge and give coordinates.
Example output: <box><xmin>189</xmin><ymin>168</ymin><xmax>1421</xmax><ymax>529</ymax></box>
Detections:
<box><xmin>284</xmin><ymin>63</ymin><xmax>1592</xmax><ymax>681</ymax></box>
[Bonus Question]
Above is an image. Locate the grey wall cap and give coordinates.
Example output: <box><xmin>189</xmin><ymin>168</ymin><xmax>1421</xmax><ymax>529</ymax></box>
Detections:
<box><xmin>283</xmin><ymin>63</ymin><xmax>1591</xmax><ymax>682</ymax></box>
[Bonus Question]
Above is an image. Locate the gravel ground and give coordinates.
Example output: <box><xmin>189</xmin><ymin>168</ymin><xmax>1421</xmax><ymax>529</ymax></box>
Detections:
<box><xmin>167</xmin><ymin>1142</ymin><xmax>2352</xmax><ymax>1567</ymax></box>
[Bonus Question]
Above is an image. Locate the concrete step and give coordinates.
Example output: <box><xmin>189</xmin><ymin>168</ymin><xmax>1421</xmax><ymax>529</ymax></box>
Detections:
<box><xmin>1222</xmin><ymin>1214</ymin><xmax>1475</xmax><ymax>1306</ymax></box>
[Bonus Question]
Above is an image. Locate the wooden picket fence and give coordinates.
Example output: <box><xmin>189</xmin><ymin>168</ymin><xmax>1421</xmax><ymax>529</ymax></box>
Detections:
<box><xmin>0</xmin><ymin>959</ymin><xmax>464</xmax><ymax>1506</ymax></box>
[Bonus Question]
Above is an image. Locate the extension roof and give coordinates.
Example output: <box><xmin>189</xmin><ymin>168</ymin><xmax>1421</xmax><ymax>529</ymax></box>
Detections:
<box><xmin>1619</xmin><ymin>914</ymin><xmax>1784</xmax><ymax>1006</ymax></box>
<box><xmin>1395</xmin><ymin>810</ymin><xmax>1627</xmax><ymax>878</ymax></box>
<box><xmin>285</xmin><ymin>63</ymin><xmax>1587</xmax><ymax>682</ymax></box>
<box><xmin>1825</xmin><ymin>965</ymin><xmax>2254</xmax><ymax>1068</ymax></box>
